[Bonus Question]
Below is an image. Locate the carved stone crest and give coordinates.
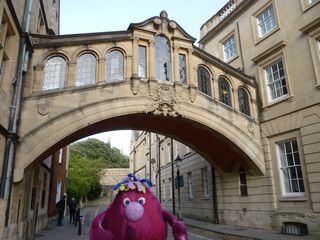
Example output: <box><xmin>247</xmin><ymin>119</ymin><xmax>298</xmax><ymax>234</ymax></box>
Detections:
<box><xmin>147</xmin><ymin>82</ymin><xmax>182</xmax><ymax>117</ymax></box>
<box><xmin>131</xmin><ymin>75</ymin><xmax>140</xmax><ymax>95</ymax></box>
<box><xmin>189</xmin><ymin>85</ymin><xmax>197</xmax><ymax>103</ymax></box>
<box><xmin>38</xmin><ymin>104</ymin><xmax>48</xmax><ymax>116</ymax></box>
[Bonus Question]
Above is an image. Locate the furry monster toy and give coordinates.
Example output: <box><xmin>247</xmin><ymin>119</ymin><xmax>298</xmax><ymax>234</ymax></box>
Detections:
<box><xmin>90</xmin><ymin>174</ymin><xmax>188</xmax><ymax>240</ymax></box>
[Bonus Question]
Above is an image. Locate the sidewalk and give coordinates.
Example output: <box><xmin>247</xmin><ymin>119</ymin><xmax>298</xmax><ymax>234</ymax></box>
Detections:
<box><xmin>35</xmin><ymin>217</ymin><xmax>90</xmax><ymax>240</ymax></box>
<box><xmin>183</xmin><ymin>218</ymin><xmax>319</xmax><ymax>240</ymax></box>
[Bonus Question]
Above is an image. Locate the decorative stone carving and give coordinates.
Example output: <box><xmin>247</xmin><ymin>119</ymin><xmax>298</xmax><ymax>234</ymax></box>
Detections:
<box><xmin>247</xmin><ymin>122</ymin><xmax>254</xmax><ymax>134</ymax></box>
<box><xmin>131</xmin><ymin>74</ymin><xmax>141</xmax><ymax>95</ymax></box>
<box><xmin>189</xmin><ymin>85</ymin><xmax>197</xmax><ymax>103</ymax></box>
<box><xmin>147</xmin><ymin>81</ymin><xmax>182</xmax><ymax>117</ymax></box>
<box><xmin>38</xmin><ymin>104</ymin><xmax>48</xmax><ymax>116</ymax></box>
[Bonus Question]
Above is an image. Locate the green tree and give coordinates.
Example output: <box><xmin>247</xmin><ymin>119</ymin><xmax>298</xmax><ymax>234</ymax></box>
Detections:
<box><xmin>67</xmin><ymin>138</ymin><xmax>129</xmax><ymax>200</ymax></box>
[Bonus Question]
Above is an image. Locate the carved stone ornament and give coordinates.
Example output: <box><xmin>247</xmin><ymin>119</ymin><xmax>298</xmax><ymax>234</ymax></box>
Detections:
<box><xmin>189</xmin><ymin>85</ymin><xmax>197</xmax><ymax>103</ymax></box>
<box><xmin>38</xmin><ymin>104</ymin><xmax>48</xmax><ymax>116</ymax></box>
<box><xmin>131</xmin><ymin>75</ymin><xmax>140</xmax><ymax>95</ymax></box>
<box><xmin>147</xmin><ymin>82</ymin><xmax>182</xmax><ymax>117</ymax></box>
<box><xmin>247</xmin><ymin>122</ymin><xmax>254</xmax><ymax>134</ymax></box>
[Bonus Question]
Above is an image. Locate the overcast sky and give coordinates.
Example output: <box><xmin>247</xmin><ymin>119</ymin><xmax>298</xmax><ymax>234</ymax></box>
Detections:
<box><xmin>60</xmin><ymin>0</ymin><xmax>228</xmax><ymax>155</ymax></box>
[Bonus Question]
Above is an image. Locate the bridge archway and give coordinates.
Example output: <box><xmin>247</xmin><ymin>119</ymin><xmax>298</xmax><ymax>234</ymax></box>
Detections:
<box><xmin>14</xmin><ymin>80</ymin><xmax>264</xmax><ymax>182</ymax></box>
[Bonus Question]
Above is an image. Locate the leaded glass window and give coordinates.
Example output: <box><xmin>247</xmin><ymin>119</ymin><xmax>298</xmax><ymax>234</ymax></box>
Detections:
<box><xmin>265</xmin><ymin>59</ymin><xmax>288</xmax><ymax>101</ymax></box>
<box><xmin>106</xmin><ymin>50</ymin><xmax>124</xmax><ymax>81</ymax></box>
<box><xmin>76</xmin><ymin>53</ymin><xmax>96</xmax><ymax>86</ymax></box>
<box><xmin>218</xmin><ymin>77</ymin><xmax>232</xmax><ymax>106</ymax></box>
<box><xmin>179</xmin><ymin>54</ymin><xmax>187</xmax><ymax>84</ymax></box>
<box><xmin>238</xmin><ymin>88</ymin><xmax>251</xmax><ymax>116</ymax></box>
<box><xmin>197</xmin><ymin>67</ymin><xmax>211</xmax><ymax>96</ymax></box>
<box><xmin>138</xmin><ymin>46</ymin><xmax>146</xmax><ymax>78</ymax></box>
<box><xmin>155</xmin><ymin>35</ymin><xmax>171</xmax><ymax>81</ymax></box>
<box><xmin>257</xmin><ymin>5</ymin><xmax>277</xmax><ymax>37</ymax></box>
<box><xmin>43</xmin><ymin>56</ymin><xmax>67</xmax><ymax>90</ymax></box>
<box><xmin>277</xmin><ymin>139</ymin><xmax>305</xmax><ymax>196</ymax></box>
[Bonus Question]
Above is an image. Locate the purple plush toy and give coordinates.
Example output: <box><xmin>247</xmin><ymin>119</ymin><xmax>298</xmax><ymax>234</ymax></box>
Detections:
<box><xmin>90</xmin><ymin>174</ymin><xmax>188</xmax><ymax>240</ymax></box>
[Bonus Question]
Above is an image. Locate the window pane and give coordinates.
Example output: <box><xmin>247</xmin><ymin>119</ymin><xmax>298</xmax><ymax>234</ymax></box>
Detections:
<box><xmin>224</xmin><ymin>35</ymin><xmax>236</xmax><ymax>61</ymax></box>
<box><xmin>179</xmin><ymin>54</ymin><xmax>187</xmax><ymax>84</ymax></box>
<box><xmin>43</xmin><ymin>56</ymin><xmax>67</xmax><ymax>90</ymax></box>
<box><xmin>138</xmin><ymin>46</ymin><xmax>146</xmax><ymax>78</ymax></box>
<box><xmin>265</xmin><ymin>60</ymin><xmax>288</xmax><ymax>101</ymax></box>
<box><xmin>238</xmin><ymin>88</ymin><xmax>251</xmax><ymax>116</ymax></box>
<box><xmin>76</xmin><ymin>53</ymin><xmax>96</xmax><ymax>86</ymax></box>
<box><xmin>219</xmin><ymin>78</ymin><xmax>232</xmax><ymax>106</ymax></box>
<box><xmin>155</xmin><ymin>35</ymin><xmax>171</xmax><ymax>81</ymax></box>
<box><xmin>257</xmin><ymin>5</ymin><xmax>277</xmax><ymax>37</ymax></box>
<box><xmin>277</xmin><ymin>139</ymin><xmax>304</xmax><ymax>195</ymax></box>
<box><xmin>106</xmin><ymin>50</ymin><xmax>124</xmax><ymax>81</ymax></box>
<box><xmin>197</xmin><ymin>67</ymin><xmax>211</xmax><ymax>96</ymax></box>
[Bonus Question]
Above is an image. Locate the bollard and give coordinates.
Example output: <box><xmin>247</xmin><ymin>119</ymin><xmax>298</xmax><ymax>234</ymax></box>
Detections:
<box><xmin>78</xmin><ymin>215</ymin><xmax>82</xmax><ymax>235</ymax></box>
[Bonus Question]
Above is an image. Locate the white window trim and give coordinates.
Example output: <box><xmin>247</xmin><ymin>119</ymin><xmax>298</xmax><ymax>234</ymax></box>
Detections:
<box><xmin>276</xmin><ymin>139</ymin><xmax>305</xmax><ymax>198</ymax></box>
<box><xmin>256</xmin><ymin>4</ymin><xmax>277</xmax><ymax>38</ymax></box>
<box><xmin>223</xmin><ymin>35</ymin><xmax>237</xmax><ymax>62</ymax></box>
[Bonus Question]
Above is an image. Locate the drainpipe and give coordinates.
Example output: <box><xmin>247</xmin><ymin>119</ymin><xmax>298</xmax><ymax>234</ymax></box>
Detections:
<box><xmin>170</xmin><ymin>138</ymin><xmax>176</xmax><ymax>215</ymax></box>
<box><xmin>149</xmin><ymin>132</ymin><xmax>152</xmax><ymax>180</ymax></box>
<box><xmin>0</xmin><ymin>0</ymin><xmax>33</xmax><ymax>226</ymax></box>
<box><xmin>156</xmin><ymin>134</ymin><xmax>161</xmax><ymax>202</ymax></box>
<box><xmin>211</xmin><ymin>166</ymin><xmax>219</xmax><ymax>224</ymax></box>
<box><xmin>236</xmin><ymin>21</ymin><xmax>245</xmax><ymax>73</ymax></box>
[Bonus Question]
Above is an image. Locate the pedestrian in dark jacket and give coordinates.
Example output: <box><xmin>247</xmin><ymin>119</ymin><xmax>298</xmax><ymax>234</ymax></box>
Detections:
<box><xmin>56</xmin><ymin>195</ymin><xmax>66</xmax><ymax>226</ymax></box>
<box><xmin>69</xmin><ymin>197</ymin><xmax>77</xmax><ymax>224</ymax></box>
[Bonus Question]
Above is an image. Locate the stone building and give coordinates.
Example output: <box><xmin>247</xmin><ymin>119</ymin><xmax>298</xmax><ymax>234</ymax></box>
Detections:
<box><xmin>0</xmin><ymin>0</ymin><xmax>62</xmax><ymax>239</ymax></box>
<box><xmin>131</xmin><ymin>0</ymin><xmax>320</xmax><ymax>236</ymax></box>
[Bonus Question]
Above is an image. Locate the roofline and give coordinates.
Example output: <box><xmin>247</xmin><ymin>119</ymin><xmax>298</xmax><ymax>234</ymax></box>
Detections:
<box><xmin>199</xmin><ymin>0</ymin><xmax>256</xmax><ymax>44</ymax></box>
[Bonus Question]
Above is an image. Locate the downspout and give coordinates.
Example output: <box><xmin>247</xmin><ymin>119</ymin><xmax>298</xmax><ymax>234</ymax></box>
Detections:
<box><xmin>236</xmin><ymin>21</ymin><xmax>245</xmax><ymax>73</ymax></box>
<box><xmin>0</xmin><ymin>0</ymin><xmax>33</xmax><ymax>226</ymax></box>
<box><xmin>149</xmin><ymin>132</ymin><xmax>152</xmax><ymax>180</ymax></box>
<box><xmin>211</xmin><ymin>166</ymin><xmax>219</xmax><ymax>224</ymax></box>
<box><xmin>170</xmin><ymin>138</ymin><xmax>176</xmax><ymax>215</ymax></box>
<box><xmin>156</xmin><ymin>134</ymin><xmax>161</xmax><ymax>203</ymax></box>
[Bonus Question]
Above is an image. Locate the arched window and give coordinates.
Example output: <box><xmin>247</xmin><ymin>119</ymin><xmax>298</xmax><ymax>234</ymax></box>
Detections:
<box><xmin>155</xmin><ymin>35</ymin><xmax>171</xmax><ymax>81</ymax></box>
<box><xmin>43</xmin><ymin>56</ymin><xmax>67</xmax><ymax>90</ymax></box>
<box><xmin>76</xmin><ymin>53</ymin><xmax>96</xmax><ymax>86</ymax></box>
<box><xmin>218</xmin><ymin>77</ymin><xmax>232</xmax><ymax>106</ymax></box>
<box><xmin>238</xmin><ymin>88</ymin><xmax>251</xmax><ymax>116</ymax></box>
<box><xmin>197</xmin><ymin>67</ymin><xmax>212</xmax><ymax>96</ymax></box>
<box><xmin>106</xmin><ymin>50</ymin><xmax>124</xmax><ymax>81</ymax></box>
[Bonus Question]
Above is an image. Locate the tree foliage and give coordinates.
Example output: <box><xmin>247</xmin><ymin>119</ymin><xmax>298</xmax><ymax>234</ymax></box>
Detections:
<box><xmin>67</xmin><ymin>138</ymin><xmax>129</xmax><ymax>200</ymax></box>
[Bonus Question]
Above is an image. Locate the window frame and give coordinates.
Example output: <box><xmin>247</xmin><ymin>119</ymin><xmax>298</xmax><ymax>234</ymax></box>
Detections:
<box><xmin>155</xmin><ymin>35</ymin><xmax>172</xmax><ymax>81</ymax></box>
<box><xmin>264</xmin><ymin>58</ymin><xmax>288</xmax><ymax>102</ymax></box>
<box><xmin>187</xmin><ymin>172</ymin><xmax>193</xmax><ymax>199</ymax></box>
<box><xmin>179</xmin><ymin>53</ymin><xmax>187</xmax><ymax>84</ymax></box>
<box><xmin>106</xmin><ymin>49</ymin><xmax>124</xmax><ymax>82</ymax></box>
<box><xmin>223</xmin><ymin>34</ymin><xmax>237</xmax><ymax>62</ymax></box>
<box><xmin>237</xmin><ymin>87</ymin><xmax>251</xmax><ymax>116</ymax></box>
<box><xmin>76</xmin><ymin>53</ymin><xmax>97</xmax><ymax>87</ymax></box>
<box><xmin>138</xmin><ymin>45</ymin><xmax>147</xmax><ymax>79</ymax></box>
<box><xmin>276</xmin><ymin>138</ymin><xmax>306</xmax><ymax>198</ymax></box>
<box><xmin>239</xmin><ymin>167</ymin><xmax>248</xmax><ymax>196</ymax></box>
<box><xmin>218</xmin><ymin>77</ymin><xmax>232</xmax><ymax>107</ymax></box>
<box><xmin>256</xmin><ymin>4</ymin><xmax>277</xmax><ymax>38</ymax></box>
<box><xmin>197</xmin><ymin>66</ymin><xmax>212</xmax><ymax>97</ymax></box>
<box><xmin>43</xmin><ymin>56</ymin><xmax>67</xmax><ymax>91</ymax></box>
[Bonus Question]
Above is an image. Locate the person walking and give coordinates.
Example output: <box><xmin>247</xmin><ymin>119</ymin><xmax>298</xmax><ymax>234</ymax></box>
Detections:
<box><xmin>56</xmin><ymin>194</ymin><xmax>66</xmax><ymax>226</ymax></box>
<box><xmin>69</xmin><ymin>197</ymin><xmax>77</xmax><ymax>224</ymax></box>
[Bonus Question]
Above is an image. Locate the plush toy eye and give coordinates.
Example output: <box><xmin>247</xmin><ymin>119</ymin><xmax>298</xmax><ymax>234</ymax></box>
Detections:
<box><xmin>123</xmin><ymin>198</ymin><xmax>131</xmax><ymax>206</ymax></box>
<box><xmin>138</xmin><ymin>197</ymin><xmax>146</xmax><ymax>205</ymax></box>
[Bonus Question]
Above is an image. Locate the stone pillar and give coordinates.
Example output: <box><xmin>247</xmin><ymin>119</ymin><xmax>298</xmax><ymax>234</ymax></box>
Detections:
<box><xmin>173</xmin><ymin>45</ymin><xmax>180</xmax><ymax>84</ymax></box>
<box><xmin>97</xmin><ymin>58</ymin><xmax>106</xmax><ymax>84</ymax></box>
<box><xmin>67</xmin><ymin>62</ymin><xmax>76</xmax><ymax>87</ymax></box>
<box><xmin>187</xmin><ymin>48</ymin><xmax>194</xmax><ymax>86</ymax></box>
<box><xmin>148</xmin><ymin>39</ymin><xmax>155</xmax><ymax>80</ymax></box>
<box><xmin>132</xmin><ymin>37</ymin><xmax>139</xmax><ymax>77</ymax></box>
<box><xmin>33</xmin><ymin>64</ymin><xmax>44</xmax><ymax>92</ymax></box>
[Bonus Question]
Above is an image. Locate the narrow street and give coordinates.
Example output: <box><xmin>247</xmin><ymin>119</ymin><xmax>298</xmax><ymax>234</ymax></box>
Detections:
<box><xmin>35</xmin><ymin>204</ymin><xmax>251</xmax><ymax>240</ymax></box>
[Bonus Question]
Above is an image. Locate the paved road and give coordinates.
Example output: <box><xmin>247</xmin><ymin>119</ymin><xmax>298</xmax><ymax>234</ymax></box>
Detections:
<box><xmin>80</xmin><ymin>205</ymin><xmax>223</xmax><ymax>240</ymax></box>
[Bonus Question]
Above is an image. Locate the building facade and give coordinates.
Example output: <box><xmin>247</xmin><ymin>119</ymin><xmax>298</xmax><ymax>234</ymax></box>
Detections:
<box><xmin>131</xmin><ymin>0</ymin><xmax>320</xmax><ymax>236</ymax></box>
<box><xmin>0</xmin><ymin>0</ymin><xmax>61</xmax><ymax>239</ymax></box>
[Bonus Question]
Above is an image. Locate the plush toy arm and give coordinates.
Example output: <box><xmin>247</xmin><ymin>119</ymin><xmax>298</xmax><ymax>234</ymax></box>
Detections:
<box><xmin>163</xmin><ymin>210</ymin><xmax>188</xmax><ymax>240</ymax></box>
<box><xmin>89</xmin><ymin>212</ymin><xmax>114</xmax><ymax>240</ymax></box>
